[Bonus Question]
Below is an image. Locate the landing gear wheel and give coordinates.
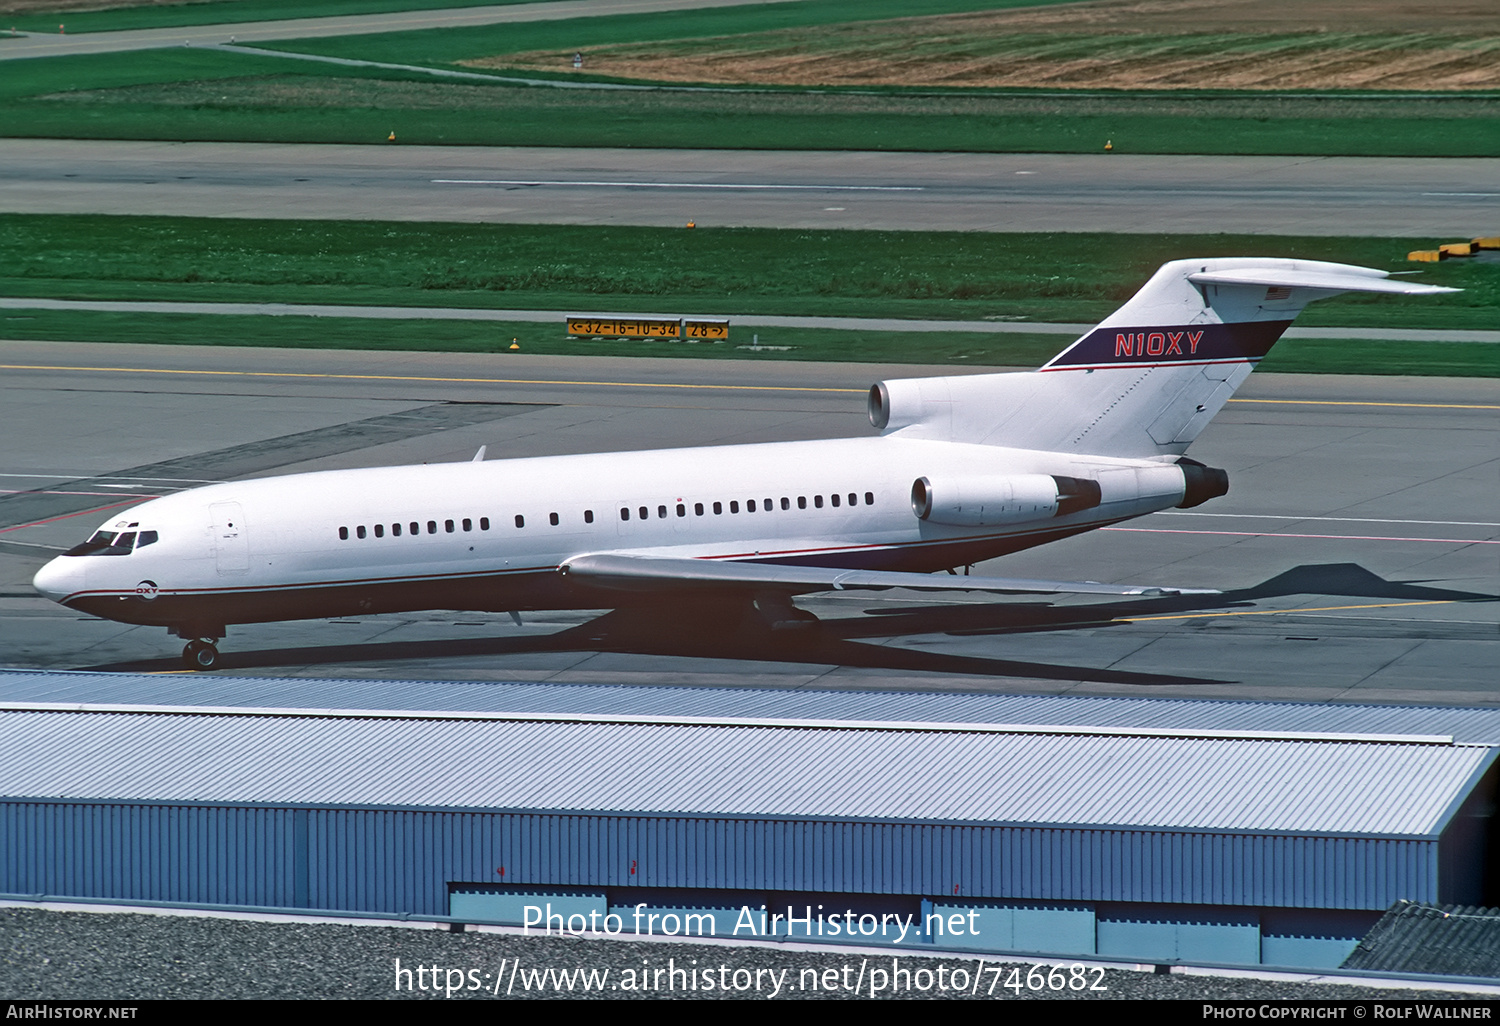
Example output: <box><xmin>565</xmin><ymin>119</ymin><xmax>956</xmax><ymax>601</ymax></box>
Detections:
<box><xmin>182</xmin><ymin>639</ymin><xmax>220</xmax><ymax>670</ymax></box>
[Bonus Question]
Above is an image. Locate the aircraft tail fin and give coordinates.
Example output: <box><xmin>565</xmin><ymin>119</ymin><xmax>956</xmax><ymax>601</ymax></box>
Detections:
<box><xmin>870</xmin><ymin>258</ymin><xmax>1456</xmax><ymax>458</ymax></box>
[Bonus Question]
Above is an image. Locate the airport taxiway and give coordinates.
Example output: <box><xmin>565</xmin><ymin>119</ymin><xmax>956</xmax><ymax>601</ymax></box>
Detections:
<box><xmin>2</xmin><ymin>340</ymin><xmax>1494</xmax><ymax>703</ymax></box>
<box><xmin>5</xmin><ymin>140</ymin><xmax>1495</xmax><ymax>235</ymax></box>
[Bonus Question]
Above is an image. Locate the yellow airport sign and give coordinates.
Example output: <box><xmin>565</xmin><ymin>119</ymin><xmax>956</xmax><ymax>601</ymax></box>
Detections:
<box><xmin>567</xmin><ymin>316</ymin><xmax>682</xmax><ymax>339</ymax></box>
<box><xmin>683</xmin><ymin>318</ymin><xmax>729</xmax><ymax>341</ymax></box>
<box><xmin>567</xmin><ymin>316</ymin><xmax>729</xmax><ymax>341</ymax></box>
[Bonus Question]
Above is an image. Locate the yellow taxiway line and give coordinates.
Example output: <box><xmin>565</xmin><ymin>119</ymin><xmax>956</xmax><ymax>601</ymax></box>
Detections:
<box><xmin>1118</xmin><ymin>600</ymin><xmax>1458</xmax><ymax>624</ymax></box>
<box><xmin>4</xmin><ymin>363</ymin><xmax>1497</xmax><ymax>407</ymax></box>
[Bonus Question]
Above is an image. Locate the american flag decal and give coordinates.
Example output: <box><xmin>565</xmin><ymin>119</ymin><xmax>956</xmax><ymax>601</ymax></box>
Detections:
<box><xmin>1265</xmin><ymin>286</ymin><xmax>1292</xmax><ymax>301</ymax></box>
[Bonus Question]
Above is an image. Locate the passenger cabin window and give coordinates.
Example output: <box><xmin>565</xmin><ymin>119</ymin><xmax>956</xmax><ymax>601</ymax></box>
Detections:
<box><xmin>392</xmin><ymin>523</ymin><xmax>402</xmax><ymax>536</ymax></box>
<box><xmin>729</xmin><ymin>501</ymin><xmax>739</xmax><ymax>514</ymax></box>
<box><xmin>865</xmin><ymin>492</ymin><xmax>875</xmax><ymax>505</ymax></box>
<box><xmin>411</xmin><ymin>522</ymin><xmax>420</xmax><ymax>535</ymax></box>
<box><xmin>515</xmin><ymin>515</ymin><xmax>525</xmax><ymax>528</ymax></box>
<box><xmin>374</xmin><ymin>524</ymin><xmax>384</xmax><ymax>538</ymax></box>
<box><xmin>427</xmin><ymin>521</ymin><xmax>437</xmax><ymax>534</ymax></box>
<box><xmin>339</xmin><ymin>527</ymin><xmax>349</xmax><ymax>540</ymax></box>
<box><xmin>620</xmin><ymin>508</ymin><xmax>630</xmax><ymax>521</ymax></box>
<box><xmin>747</xmin><ymin>499</ymin><xmax>757</xmax><ymax>512</ymax></box>
<box><xmin>357</xmin><ymin>526</ymin><xmax>366</xmax><ymax>539</ymax></box>
<box><xmin>480</xmin><ymin>517</ymin><xmax>490</xmax><ymax>530</ymax></box>
<box><xmin>658</xmin><ymin>505</ymin><xmax>667</xmax><ymax>519</ymax></box>
<box><xmin>639</xmin><ymin>506</ymin><xmax>649</xmax><ymax>520</ymax></box>
<box><xmin>463</xmin><ymin>518</ymin><xmax>472</xmax><ymax>532</ymax></box>
<box><xmin>713</xmin><ymin>502</ymin><xmax>722</xmax><ymax>515</ymax></box>
<box><xmin>549</xmin><ymin>512</ymin><xmax>559</xmax><ymax>526</ymax></box>
<box><xmin>763</xmin><ymin>498</ymin><xmax>772</xmax><ymax>511</ymax></box>
<box><xmin>694</xmin><ymin>503</ymin><xmax>704</xmax><ymax>516</ymax></box>
<box><xmin>814</xmin><ymin>495</ymin><xmax>823</xmax><ymax>508</ymax></box>
<box><xmin>676</xmin><ymin>504</ymin><xmax>686</xmax><ymax>518</ymax></box>
<box><xmin>584</xmin><ymin>510</ymin><xmax>594</xmax><ymax>524</ymax></box>
<box><xmin>830</xmin><ymin>494</ymin><xmax>840</xmax><ymax>507</ymax></box>
<box><xmin>797</xmin><ymin>497</ymin><xmax>807</xmax><ymax>509</ymax></box>
<box><xmin>445</xmin><ymin>520</ymin><xmax>455</xmax><ymax>533</ymax></box>
<box><xmin>780</xmin><ymin>498</ymin><xmax>790</xmax><ymax>510</ymax></box>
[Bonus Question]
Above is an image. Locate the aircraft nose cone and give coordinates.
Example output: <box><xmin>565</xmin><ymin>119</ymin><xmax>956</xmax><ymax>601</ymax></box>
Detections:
<box><xmin>32</xmin><ymin>557</ymin><xmax>85</xmax><ymax>603</ymax></box>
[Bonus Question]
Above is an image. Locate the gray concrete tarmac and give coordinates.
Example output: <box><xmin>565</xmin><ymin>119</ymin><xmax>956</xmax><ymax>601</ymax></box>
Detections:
<box><xmin>2</xmin><ymin>340</ymin><xmax>1495</xmax><ymax>704</ymax></box>
<box><xmin>6</xmin><ymin>140</ymin><xmax>1495</xmax><ymax>235</ymax></box>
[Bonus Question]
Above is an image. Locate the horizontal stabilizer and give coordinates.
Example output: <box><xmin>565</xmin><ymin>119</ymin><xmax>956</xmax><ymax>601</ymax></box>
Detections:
<box><xmin>1187</xmin><ymin>268</ymin><xmax>1459</xmax><ymax>295</ymax></box>
<box><xmin>561</xmin><ymin>552</ymin><xmax>1217</xmax><ymax>598</ymax></box>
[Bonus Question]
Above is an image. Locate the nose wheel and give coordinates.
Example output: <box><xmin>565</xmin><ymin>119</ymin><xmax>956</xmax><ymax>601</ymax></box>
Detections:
<box><xmin>182</xmin><ymin>639</ymin><xmax>220</xmax><ymax>670</ymax></box>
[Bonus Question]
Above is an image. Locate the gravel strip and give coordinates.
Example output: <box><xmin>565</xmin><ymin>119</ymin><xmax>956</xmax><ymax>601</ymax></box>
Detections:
<box><xmin>1</xmin><ymin>906</ymin><xmax>1491</xmax><ymax>1001</ymax></box>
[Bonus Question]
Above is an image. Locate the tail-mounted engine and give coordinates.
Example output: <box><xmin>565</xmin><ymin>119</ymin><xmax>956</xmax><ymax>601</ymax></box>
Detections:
<box><xmin>911</xmin><ymin>474</ymin><xmax>1102</xmax><ymax>527</ymax></box>
<box><xmin>1176</xmin><ymin>457</ymin><xmax>1230</xmax><ymax>508</ymax></box>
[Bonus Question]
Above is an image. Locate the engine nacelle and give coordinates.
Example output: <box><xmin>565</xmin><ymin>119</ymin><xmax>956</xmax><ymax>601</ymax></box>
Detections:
<box><xmin>869</xmin><ymin>378</ymin><xmax>948</xmax><ymax>432</ymax></box>
<box><xmin>911</xmin><ymin>474</ymin><xmax>1102</xmax><ymax>527</ymax></box>
<box><xmin>1177</xmin><ymin>457</ymin><xmax>1230</xmax><ymax>508</ymax></box>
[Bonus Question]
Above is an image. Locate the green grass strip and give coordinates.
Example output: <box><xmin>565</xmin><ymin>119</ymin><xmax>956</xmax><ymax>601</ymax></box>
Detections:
<box><xmin>3</xmin><ymin>45</ymin><xmax>1492</xmax><ymax>157</ymax></box>
<box><xmin>5</xmin><ymin>309</ymin><xmax>1493</xmax><ymax>376</ymax></box>
<box><xmin>3</xmin><ymin>215</ymin><xmax>1492</xmax><ymax>330</ymax></box>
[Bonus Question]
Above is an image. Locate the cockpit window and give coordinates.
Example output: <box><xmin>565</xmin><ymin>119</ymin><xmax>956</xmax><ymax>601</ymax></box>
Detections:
<box><xmin>64</xmin><ymin>530</ymin><xmax>116</xmax><ymax>557</ymax></box>
<box><xmin>63</xmin><ymin>529</ymin><xmax>152</xmax><ymax>557</ymax></box>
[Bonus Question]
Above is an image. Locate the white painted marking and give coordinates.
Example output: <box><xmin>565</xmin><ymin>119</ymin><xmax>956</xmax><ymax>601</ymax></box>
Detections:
<box><xmin>432</xmin><ymin>179</ymin><xmax>921</xmax><ymax>191</ymax></box>
<box><xmin>1421</xmin><ymin>192</ymin><xmax>1500</xmax><ymax>197</ymax></box>
<box><xmin>1155</xmin><ymin>512</ymin><xmax>1500</xmax><ymax>527</ymax></box>
<box><xmin>823</xmin><ymin>206</ymin><xmax>846</xmax><ymax>211</ymax></box>
<box><xmin>0</xmin><ymin>472</ymin><xmax>219</xmax><ymax>484</ymax></box>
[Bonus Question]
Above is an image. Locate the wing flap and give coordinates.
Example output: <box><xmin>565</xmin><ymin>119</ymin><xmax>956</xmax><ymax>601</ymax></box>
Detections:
<box><xmin>560</xmin><ymin>553</ymin><xmax>1217</xmax><ymax>598</ymax></box>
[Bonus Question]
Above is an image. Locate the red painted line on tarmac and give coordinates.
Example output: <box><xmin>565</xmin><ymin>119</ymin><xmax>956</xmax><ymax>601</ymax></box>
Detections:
<box><xmin>1102</xmin><ymin>526</ymin><xmax>1498</xmax><ymax>545</ymax></box>
<box><xmin>0</xmin><ymin>498</ymin><xmax>150</xmax><ymax>534</ymax></box>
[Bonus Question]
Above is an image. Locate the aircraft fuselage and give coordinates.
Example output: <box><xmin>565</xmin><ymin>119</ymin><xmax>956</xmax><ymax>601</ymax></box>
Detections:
<box><xmin>35</xmin><ymin>435</ymin><xmax>1179</xmax><ymax>636</ymax></box>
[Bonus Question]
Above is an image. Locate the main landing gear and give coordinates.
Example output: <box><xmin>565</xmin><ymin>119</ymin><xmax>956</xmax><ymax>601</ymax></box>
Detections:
<box><xmin>181</xmin><ymin>638</ymin><xmax>220</xmax><ymax>670</ymax></box>
<box><xmin>171</xmin><ymin>624</ymin><xmax>225</xmax><ymax>670</ymax></box>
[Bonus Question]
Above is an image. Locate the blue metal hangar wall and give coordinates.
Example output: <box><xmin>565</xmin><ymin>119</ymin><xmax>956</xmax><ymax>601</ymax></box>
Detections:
<box><xmin>2</xmin><ymin>671</ymin><xmax>1497</xmax><ymax>971</ymax></box>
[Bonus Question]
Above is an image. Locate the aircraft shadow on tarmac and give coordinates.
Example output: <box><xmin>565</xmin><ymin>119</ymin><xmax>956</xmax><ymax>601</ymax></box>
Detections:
<box><xmin>84</xmin><ymin>563</ymin><xmax>1494</xmax><ymax>688</ymax></box>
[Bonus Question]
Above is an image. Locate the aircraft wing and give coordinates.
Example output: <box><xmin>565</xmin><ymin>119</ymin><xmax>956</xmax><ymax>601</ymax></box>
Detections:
<box><xmin>559</xmin><ymin>553</ymin><xmax>1218</xmax><ymax>597</ymax></box>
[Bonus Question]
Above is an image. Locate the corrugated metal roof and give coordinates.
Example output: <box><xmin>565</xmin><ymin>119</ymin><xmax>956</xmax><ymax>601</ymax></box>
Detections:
<box><xmin>1342</xmin><ymin>902</ymin><xmax>1500</xmax><ymax>978</ymax></box>
<box><xmin>4</xmin><ymin>670</ymin><xmax>1500</xmax><ymax>742</ymax></box>
<box><xmin>0</xmin><ymin>706</ymin><xmax>1490</xmax><ymax>836</ymax></box>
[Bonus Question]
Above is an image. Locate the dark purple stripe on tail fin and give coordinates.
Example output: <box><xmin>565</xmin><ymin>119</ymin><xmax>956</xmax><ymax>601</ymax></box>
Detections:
<box><xmin>1043</xmin><ymin>320</ymin><xmax>1293</xmax><ymax>371</ymax></box>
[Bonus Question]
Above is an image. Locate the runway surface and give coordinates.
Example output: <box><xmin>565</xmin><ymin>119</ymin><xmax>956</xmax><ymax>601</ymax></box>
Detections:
<box><xmin>2</xmin><ymin>340</ymin><xmax>1494</xmax><ymax>704</ymax></box>
<box><xmin>6</xmin><ymin>140</ymin><xmax>1495</xmax><ymax>235</ymax></box>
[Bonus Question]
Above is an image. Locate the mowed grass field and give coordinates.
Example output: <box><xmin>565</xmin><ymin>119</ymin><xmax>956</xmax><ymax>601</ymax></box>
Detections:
<box><xmin>3</xmin><ymin>215</ymin><xmax>1494</xmax><ymax>374</ymax></box>
<box><xmin>8</xmin><ymin>308</ymin><xmax>1493</xmax><ymax>376</ymax></box>
<box><xmin>492</xmin><ymin>0</ymin><xmax>1500</xmax><ymax>92</ymax></box>
<box><xmin>0</xmin><ymin>0</ymin><xmax>1493</xmax><ymax>155</ymax></box>
<box><xmin>6</xmin><ymin>215</ymin><xmax>1494</xmax><ymax>328</ymax></box>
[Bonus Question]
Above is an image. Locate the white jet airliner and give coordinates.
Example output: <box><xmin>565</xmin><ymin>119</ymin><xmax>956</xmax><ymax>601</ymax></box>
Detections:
<box><xmin>32</xmin><ymin>258</ymin><xmax>1454</xmax><ymax>669</ymax></box>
